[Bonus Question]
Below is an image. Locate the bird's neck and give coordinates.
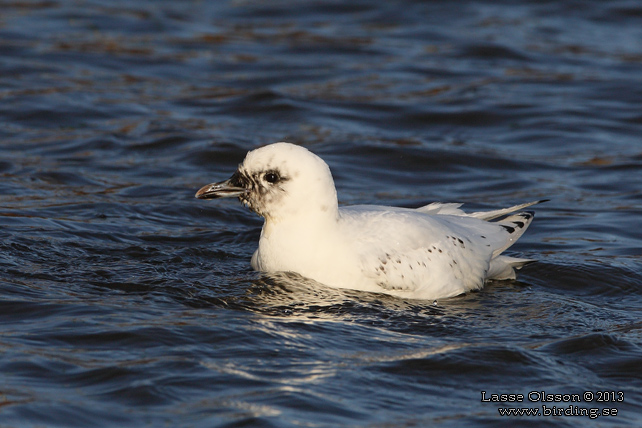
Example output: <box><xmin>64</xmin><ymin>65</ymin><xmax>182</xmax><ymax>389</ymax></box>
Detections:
<box><xmin>255</xmin><ymin>203</ymin><xmax>343</xmax><ymax>276</ymax></box>
<box><xmin>262</xmin><ymin>203</ymin><xmax>339</xmax><ymax>240</ymax></box>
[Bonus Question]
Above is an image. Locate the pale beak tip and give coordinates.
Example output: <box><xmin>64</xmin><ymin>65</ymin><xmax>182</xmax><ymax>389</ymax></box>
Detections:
<box><xmin>195</xmin><ymin>183</ymin><xmax>218</xmax><ymax>199</ymax></box>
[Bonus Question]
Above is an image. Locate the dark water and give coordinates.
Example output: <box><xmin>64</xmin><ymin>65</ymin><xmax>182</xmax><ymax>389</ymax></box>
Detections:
<box><xmin>1</xmin><ymin>1</ymin><xmax>642</xmax><ymax>426</ymax></box>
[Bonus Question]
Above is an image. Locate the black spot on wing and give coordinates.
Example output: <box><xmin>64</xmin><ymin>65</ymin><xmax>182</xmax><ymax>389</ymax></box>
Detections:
<box><xmin>501</xmin><ymin>225</ymin><xmax>515</xmax><ymax>234</ymax></box>
<box><xmin>519</xmin><ymin>212</ymin><xmax>534</xmax><ymax>220</ymax></box>
<box><xmin>500</xmin><ymin>211</ymin><xmax>534</xmax><ymax>234</ymax></box>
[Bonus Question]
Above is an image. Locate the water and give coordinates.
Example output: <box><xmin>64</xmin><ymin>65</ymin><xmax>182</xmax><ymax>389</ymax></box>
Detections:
<box><xmin>1</xmin><ymin>1</ymin><xmax>641</xmax><ymax>426</ymax></box>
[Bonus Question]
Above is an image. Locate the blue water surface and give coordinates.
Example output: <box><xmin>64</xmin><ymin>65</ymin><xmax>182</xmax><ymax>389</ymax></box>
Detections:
<box><xmin>1</xmin><ymin>1</ymin><xmax>641</xmax><ymax>427</ymax></box>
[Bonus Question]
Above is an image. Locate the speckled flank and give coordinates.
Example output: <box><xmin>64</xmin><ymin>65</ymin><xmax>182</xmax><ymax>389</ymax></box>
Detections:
<box><xmin>446</xmin><ymin>235</ymin><xmax>466</xmax><ymax>248</ymax></box>
<box><xmin>370</xmin><ymin>234</ymin><xmax>483</xmax><ymax>293</ymax></box>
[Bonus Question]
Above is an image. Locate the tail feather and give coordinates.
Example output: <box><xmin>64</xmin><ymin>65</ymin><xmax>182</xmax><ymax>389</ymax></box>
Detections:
<box><xmin>470</xmin><ymin>199</ymin><xmax>548</xmax><ymax>221</ymax></box>
<box><xmin>417</xmin><ymin>199</ymin><xmax>548</xmax><ymax>221</ymax></box>
<box><xmin>416</xmin><ymin>202</ymin><xmax>465</xmax><ymax>216</ymax></box>
<box><xmin>487</xmin><ymin>256</ymin><xmax>536</xmax><ymax>280</ymax></box>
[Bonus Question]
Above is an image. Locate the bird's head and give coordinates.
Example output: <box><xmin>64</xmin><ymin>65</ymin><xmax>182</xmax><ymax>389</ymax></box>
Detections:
<box><xmin>196</xmin><ymin>142</ymin><xmax>339</xmax><ymax>223</ymax></box>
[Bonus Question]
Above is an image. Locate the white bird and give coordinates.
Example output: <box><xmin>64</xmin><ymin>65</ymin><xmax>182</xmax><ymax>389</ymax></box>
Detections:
<box><xmin>196</xmin><ymin>142</ymin><xmax>544</xmax><ymax>300</ymax></box>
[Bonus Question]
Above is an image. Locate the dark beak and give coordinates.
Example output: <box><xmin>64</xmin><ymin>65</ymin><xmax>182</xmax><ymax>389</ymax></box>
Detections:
<box><xmin>195</xmin><ymin>173</ymin><xmax>248</xmax><ymax>199</ymax></box>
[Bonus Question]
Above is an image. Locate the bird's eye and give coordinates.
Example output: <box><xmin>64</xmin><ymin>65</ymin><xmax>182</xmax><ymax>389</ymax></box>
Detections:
<box><xmin>263</xmin><ymin>171</ymin><xmax>279</xmax><ymax>184</ymax></box>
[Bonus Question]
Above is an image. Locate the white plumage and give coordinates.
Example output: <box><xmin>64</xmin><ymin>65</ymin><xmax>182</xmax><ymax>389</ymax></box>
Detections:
<box><xmin>196</xmin><ymin>142</ymin><xmax>544</xmax><ymax>300</ymax></box>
